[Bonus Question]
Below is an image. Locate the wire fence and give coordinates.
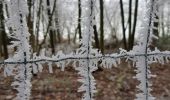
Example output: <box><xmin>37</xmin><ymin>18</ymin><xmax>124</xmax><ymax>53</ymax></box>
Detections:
<box><xmin>1</xmin><ymin>0</ymin><xmax>168</xmax><ymax>100</ymax></box>
<box><xmin>1</xmin><ymin>52</ymin><xmax>170</xmax><ymax>64</ymax></box>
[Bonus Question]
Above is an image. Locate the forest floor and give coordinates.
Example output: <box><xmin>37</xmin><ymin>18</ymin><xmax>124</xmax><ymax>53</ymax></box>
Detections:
<box><xmin>0</xmin><ymin>62</ymin><xmax>170</xmax><ymax>100</ymax></box>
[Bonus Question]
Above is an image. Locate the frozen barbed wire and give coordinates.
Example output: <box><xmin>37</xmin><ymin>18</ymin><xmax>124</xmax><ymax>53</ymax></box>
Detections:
<box><xmin>1</xmin><ymin>51</ymin><xmax>170</xmax><ymax>64</ymax></box>
<box><xmin>4</xmin><ymin>0</ymin><xmax>32</xmax><ymax>99</ymax></box>
<box><xmin>130</xmin><ymin>0</ymin><xmax>159</xmax><ymax>100</ymax></box>
<box><xmin>0</xmin><ymin>0</ymin><xmax>170</xmax><ymax>100</ymax></box>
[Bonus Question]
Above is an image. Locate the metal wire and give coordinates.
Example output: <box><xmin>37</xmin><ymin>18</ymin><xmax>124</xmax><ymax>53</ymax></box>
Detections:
<box><xmin>0</xmin><ymin>52</ymin><xmax>170</xmax><ymax>65</ymax></box>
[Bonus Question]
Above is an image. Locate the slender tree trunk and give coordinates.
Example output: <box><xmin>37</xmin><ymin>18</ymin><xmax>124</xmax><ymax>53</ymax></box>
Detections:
<box><xmin>119</xmin><ymin>0</ymin><xmax>127</xmax><ymax>50</ymax></box>
<box><xmin>56</xmin><ymin>22</ymin><xmax>61</xmax><ymax>43</ymax></box>
<box><xmin>66</xmin><ymin>26</ymin><xmax>71</xmax><ymax>44</ymax></box>
<box><xmin>0</xmin><ymin>29</ymin><xmax>2</xmax><ymax>57</ymax></box>
<box><xmin>130</xmin><ymin>0</ymin><xmax>138</xmax><ymax>49</ymax></box>
<box><xmin>0</xmin><ymin>3</ymin><xmax>2</xmax><ymax>57</ymax></box>
<box><xmin>167</xmin><ymin>7</ymin><xmax>170</xmax><ymax>34</ymax></box>
<box><xmin>128</xmin><ymin>0</ymin><xmax>132</xmax><ymax>50</ymax></box>
<box><xmin>151</xmin><ymin>0</ymin><xmax>159</xmax><ymax>50</ymax></box>
<box><xmin>99</xmin><ymin>0</ymin><xmax>104</xmax><ymax>53</ymax></box>
<box><xmin>161</xmin><ymin>9</ymin><xmax>165</xmax><ymax>37</ymax></box>
<box><xmin>55</xmin><ymin>4</ymin><xmax>61</xmax><ymax>43</ymax></box>
<box><xmin>78</xmin><ymin>0</ymin><xmax>82</xmax><ymax>40</ymax></box>
<box><xmin>93</xmin><ymin>24</ymin><xmax>99</xmax><ymax>49</ymax></box>
<box><xmin>47</xmin><ymin>0</ymin><xmax>55</xmax><ymax>54</ymax></box>
<box><xmin>35</xmin><ymin>0</ymin><xmax>42</xmax><ymax>51</ymax></box>
<box><xmin>92</xmin><ymin>11</ymin><xmax>99</xmax><ymax>48</ymax></box>
<box><xmin>49</xmin><ymin>30</ymin><xmax>55</xmax><ymax>54</ymax></box>
<box><xmin>54</xmin><ymin>0</ymin><xmax>62</xmax><ymax>43</ymax></box>
<box><xmin>27</xmin><ymin>0</ymin><xmax>35</xmax><ymax>52</ymax></box>
<box><xmin>0</xmin><ymin>1</ymin><xmax>8</xmax><ymax>59</ymax></box>
<box><xmin>73</xmin><ymin>27</ymin><xmax>78</xmax><ymax>43</ymax></box>
<box><xmin>153</xmin><ymin>10</ymin><xmax>159</xmax><ymax>36</ymax></box>
<box><xmin>2</xmin><ymin>29</ymin><xmax>8</xmax><ymax>59</ymax></box>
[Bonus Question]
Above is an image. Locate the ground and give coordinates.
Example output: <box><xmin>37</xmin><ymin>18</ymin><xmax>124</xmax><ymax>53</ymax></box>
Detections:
<box><xmin>0</xmin><ymin>62</ymin><xmax>170</xmax><ymax>100</ymax></box>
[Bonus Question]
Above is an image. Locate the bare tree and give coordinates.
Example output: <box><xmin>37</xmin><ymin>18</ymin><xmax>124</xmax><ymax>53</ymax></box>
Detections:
<box><xmin>151</xmin><ymin>0</ymin><xmax>159</xmax><ymax>49</ymax></box>
<box><xmin>167</xmin><ymin>4</ymin><xmax>170</xmax><ymax>34</ymax></box>
<box><xmin>129</xmin><ymin>0</ymin><xmax>139</xmax><ymax>49</ymax></box>
<box><xmin>99</xmin><ymin>0</ymin><xmax>104</xmax><ymax>53</ymax></box>
<box><xmin>0</xmin><ymin>0</ymin><xmax>8</xmax><ymax>59</ymax></box>
<box><xmin>54</xmin><ymin>0</ymin><xmax>62</xmax><ymax>43</ymax></box>
<box><xmin>93</xmin><ymin>16</ymin><xmax>99</xmax><ymax>49</ymax></box>
<box><xmin>35</xmin><ymin>0</ymin><xmax>42</xmax><ymax>52</ymax></box>
<box><xmin>128</xmin><ymin>0</ymin><xmax>132</xmax><ymax>50</ymax></box>
<box><xmin>119</xmin><ymin>0</ymin><xmax>127</xmax><ymax>49</ymax></box>
<box><xmin>27</xmin><ymin>0</ymin><xmax>36</xmax><ymax>52</ymax></box>
<box><xmin>160</xmin><ymin>6</ymin><xmax>165</xmax><ymax>37</ymax></box>
<box><xmin>38</xmin><ymin>0</ymin><xmax>57</xmax><ymax>54</ymax></box>
<box><xmin>78</xmin><ymin>0</ymin><xmax>82</xmax><ymax>40</ymax></box>
<box><xmin>47</xmin><ymin>0</ymin><xmax>55</xmax><ymax>54</ymax></box>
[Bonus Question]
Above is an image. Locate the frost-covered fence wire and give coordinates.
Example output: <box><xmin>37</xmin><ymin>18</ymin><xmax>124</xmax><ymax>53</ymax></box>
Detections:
<box><xmin>0</xmin><ymin>0</ymin><xmax>168</xmax><ymax>100</ymax></box>
<box><xmin>1</xmin><ymin>52</ymin><xmax>170</xmax><ymax>64</ymax></box>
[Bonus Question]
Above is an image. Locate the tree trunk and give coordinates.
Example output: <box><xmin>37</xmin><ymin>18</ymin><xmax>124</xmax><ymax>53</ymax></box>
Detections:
<box><xmin>128</xmin><ymin>0</ymin><xmax>132</xmax><ymax>50</ymax></box>
<box><xmin>78</xmin><ymin>0</ymin><xmax>82</xmax><ymax>40</ymax></box>
<box><xmin>130</xmin><ymin>0</ymin><xmax>138</xmax><ymax>49</ymax></box>
<box><xmin>55</xmin><ymin>6</ymin><xmax>61</xmax><ymax>43</ymax></box>
<box><xmin>35</xmin><ymin>0</ymin><xmax>42</xmax><ymax>52</ymax></box>
<box><xmin>0</xmin><ymin>29</ymin><xmax>2</xmax><ymax>57</ymax></box>
<box><xmin>161</xmin><ymin>8</ymin><xmax>165</xmax><ymax>37</ymax></box>
<box><xmin>151</xmin><ymin>0</ymin><xmax>159</xmax><ymax>50</ymax></box>
<box><xmin>38</xmin><ymin>0</ymin><xmax>57</xmax><ymax>54</ymax></box>
<box><xmin>47</xmin><ymin>0</ymin><xmax>55</xmax><ymax>54</ymax></box>
<box><xmin>0</xmin><ymin>1</ymin><xmax>8</xmax><ymax>59</ymax></box>
<box><xmin>119</xmin><ymin>0</ymin><xmax>127</xmax><ymax>50</ymax></box>
<box><xmin>93</xmin><ymin>24</ymin><xmax>99</xmax><ymax>49</ymax></box>
<box><xmin>73</xmin><ymin>27</ymin><xmax>78</xmax><ymax>43</ymax></box>
<box><xmin>99</xmin><ymin>0</ymin><xmax>104</xmax><ymax>53</ymax></box>
<box><xmin>67</xmin><ymin>26</ymin><xmax>71</xmax><ymax>44</ymax></box>
<box><xmin>167</xmin><ymin>7</ymin><xmax>170</xmax><ymax>34</ymax></box>
<box><xmin>27</xmin><ymin>0</ymin><xmax>35</xmax><ymax>52</ymax></box>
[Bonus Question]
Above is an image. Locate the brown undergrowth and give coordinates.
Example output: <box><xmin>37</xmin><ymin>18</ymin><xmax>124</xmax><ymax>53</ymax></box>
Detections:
<box><xmin>0</xmin><ymin>62</ymin><xmax>170</xmax><ymax>100</ymax></box>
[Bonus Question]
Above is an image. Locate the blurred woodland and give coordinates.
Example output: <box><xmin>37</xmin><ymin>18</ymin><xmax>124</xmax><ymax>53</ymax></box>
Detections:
<box><xmin>0</xmin><ymin>0</ymin><xmax>170</xmax><ymax>100</ymax></box>
<box><xmin>0</xmin><ymin>0</ymin><xmax>170</xmax><ymax>58</ymax></box>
